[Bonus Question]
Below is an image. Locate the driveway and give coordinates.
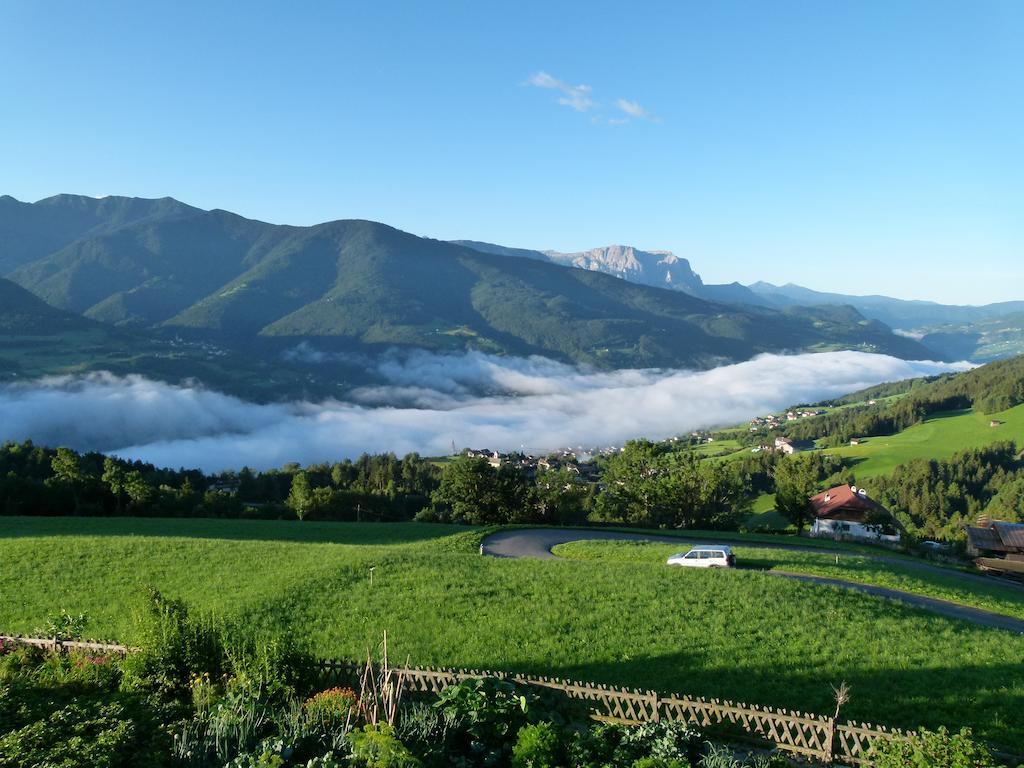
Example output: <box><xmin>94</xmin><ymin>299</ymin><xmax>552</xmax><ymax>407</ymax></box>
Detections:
<box><xmin>481</xmin><ymin>528</ymin><xmax>1024</xmax><ymax>633</ymax></box>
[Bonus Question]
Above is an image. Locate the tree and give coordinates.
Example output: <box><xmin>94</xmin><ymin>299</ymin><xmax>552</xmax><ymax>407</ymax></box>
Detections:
<box><xmin>51</xmin><ymin>447</ymin><xmax>87</xmax><ymax>514</ymax></box>
<box><xmin>101</xmin><ymin>457</ymin><xmax>127</xmax><ymax>514</ymax></box>
<box><xmin>287</xmin><ymin>471</ymin><xmax>314</xmax><ymax>521</ymax></box>
<box><xmin>124</xmin><ymin>470</ymin><xmax>152</xmax><ymax>508</ymax></box>
<box><xmin>432</xmin><ymin>456</ymin><xmax>530</xmax><ymax>525</ymax></box>
<box><xmin>595</xmin><ymin>440</ymin><xmax>675</xmax><ymax>525</ymax></box>
<box><xmin>595</xmin><ymin>441</ymin><xmax>748</xmax><ymax>529</ymax></box>
<box><xmin>773</xmin><ymin>456</ymin><xmax>820</xmax><ymax>532</ymax></box>
<box><xmin>533</xmin><ymin>469</ymin><xmax>588</xmax><ymax>525</ymax></box>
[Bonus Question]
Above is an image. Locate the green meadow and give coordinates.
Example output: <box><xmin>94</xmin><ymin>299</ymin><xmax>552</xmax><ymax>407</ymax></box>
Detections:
<box><xmin>551</xmin><ymin>539</ymin><xmax>1024</xmax><ymax>620</ymax></box>
<box><xmin>827</xmin><ymin>403</ymin><xmax>1024</xmax><ymax>478</ymax></box>
<box><xmin>1</xmin><ymin>517</ymin><xmax>1023</xmax><ymax>751</ymax></box>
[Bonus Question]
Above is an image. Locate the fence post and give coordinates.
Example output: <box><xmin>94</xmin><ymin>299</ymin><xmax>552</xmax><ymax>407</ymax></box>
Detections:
<box><xmin>650</xmin><ymin>691</ymin><xmax>660</xmax><ymax>722</ymax></box>
<box><xmin>824</xmin><ymin>716</ymin><xmax>836</xmax><ymax>766</ymax></box>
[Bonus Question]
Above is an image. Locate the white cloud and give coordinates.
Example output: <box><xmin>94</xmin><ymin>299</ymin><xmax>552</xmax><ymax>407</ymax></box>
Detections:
<box><xmin>527</xmin><ymin>71</ymin><xmax>596</xmax><ymax>112</ymax></box>
<box><xmin>0</xmin><ymin>351</ymin><xmax>970</xmax><ymax>473</ymax></box>
<box><xmin>615</xmin><ymin>98</ymin><xmax>652</xmax><ymax>119</ymax></box>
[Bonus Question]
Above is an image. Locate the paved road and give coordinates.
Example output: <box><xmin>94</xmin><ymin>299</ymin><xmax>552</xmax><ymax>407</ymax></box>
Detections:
<box><xmin>481</xmin><ymin>528</ymin><xmax>1024</xmax><ymax>633</ymax></box>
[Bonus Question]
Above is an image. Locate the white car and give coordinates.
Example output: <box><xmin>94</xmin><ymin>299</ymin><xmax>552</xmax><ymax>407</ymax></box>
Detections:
<box><xmin>667</xmin><ymin>546</ymin><xmax>736</xmax><ymax>568</ymax></box>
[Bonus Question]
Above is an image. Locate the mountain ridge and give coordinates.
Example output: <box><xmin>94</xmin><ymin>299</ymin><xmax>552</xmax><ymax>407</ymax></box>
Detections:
<box><xmin>0</xmin><ymin>194</ymin><xmax>936</xmax><ymax>373</ymax></box>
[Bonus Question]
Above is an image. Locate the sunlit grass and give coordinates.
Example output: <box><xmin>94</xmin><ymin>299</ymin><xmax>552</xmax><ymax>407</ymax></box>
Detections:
<box><xmin>1</xmin><ymin>517</ymin><xmax>1022</xmax><ymax>751</ymax></box>
<box><xmin>552</xmin><ymin>539</ymin><xmax>1024</xmax><ymax>620</ymax></box>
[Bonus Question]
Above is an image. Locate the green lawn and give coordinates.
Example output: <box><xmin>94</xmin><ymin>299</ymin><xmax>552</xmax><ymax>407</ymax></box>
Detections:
<box><xmin>826</xmin><ymin>403</ymin><xmax>1024</xmax><ymax>478</ymax></box>
<box><xmin>551</xmin><ymin>539</ymin><xmax>1024</xmax><ymax>620</ymax></box>
<box><xmin>1</xmin><ymin>517</ymin><xmax>1023</xmax><ymax>752</ymax></box>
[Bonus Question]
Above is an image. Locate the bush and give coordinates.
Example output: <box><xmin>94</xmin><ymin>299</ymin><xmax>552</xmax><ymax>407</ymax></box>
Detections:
<box><xmin>511</xmin><ymin>721</ymin><xmax>564</xmax><ymax>768</ymax></box>
<box><xmin>869</xmin><ymin>726</ymin><xmax>998</xmax><ymax>768</ymax></box>
<box><xmin>569</xmin><ymin>721</ymin><xmax>702</xmax><ymax>768</ymax></box>
<box><xmin>119</xmin><ymin>587</ymin><xmax>225</xmax><ymax>696</ymax></box>
<box><xmin>304</xmin><ymin>687</ymin><xmax>359</xmax><ymax>729</ymax></box>
<box><xmin>433</xmin><ymin>678</ymin><xmax>533</xmax><ymax>752</ymax></box>
<box><xmin>632</xmin><ymin>758</ymin><xmax>688</xmax><ymax>768</ymax></box>
<box><xmin>0</xmin><ymin>700</ymin><xmax>161</xmax><ymax>768</ymax></box>
<box><xmin>34</xmin><ymin>609</ymin><xmax>88</xmax><ymax>640</ymax></box>
<box><xmin>619</xmin><ymin>721</ymin><xmax>702</xmax><ymax>764</ymax></box>
<box><xmin>348</xmin><ymin>724</ymin><xmax>422</xmax><ymax>768</ymax></box>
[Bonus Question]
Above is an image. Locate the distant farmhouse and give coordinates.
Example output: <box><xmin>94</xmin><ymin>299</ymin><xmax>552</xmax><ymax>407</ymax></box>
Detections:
<box><xmin>774</xmin><ymin>436</ymin><xmax>815</xmax><ymax>455</ymax></box>
<box><xmin>808</xmin><ymin>484</ymin><xmax>900</xmax><ymax>543</ymax></box>
<box><xmin>966</xmin><ymin>519</ymin><xmax>1024</xmax><ymax>578</ymax></box>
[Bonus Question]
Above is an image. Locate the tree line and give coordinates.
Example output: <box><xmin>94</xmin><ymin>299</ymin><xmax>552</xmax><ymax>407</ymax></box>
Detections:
<box><xmin>0</xmin><ymin>442</ymin><xmax>442</xmax><ymax>522</ymax></box>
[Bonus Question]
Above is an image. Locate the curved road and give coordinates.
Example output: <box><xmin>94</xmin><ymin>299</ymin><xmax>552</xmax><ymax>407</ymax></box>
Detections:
<box><xmin>482</xmin><ymin>528</ymin><xmax>1024</xmax><ymax>633</ymax></box>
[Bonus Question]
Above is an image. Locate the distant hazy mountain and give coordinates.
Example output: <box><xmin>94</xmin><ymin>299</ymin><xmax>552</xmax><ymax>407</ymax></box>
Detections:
<box><xmin>914</xmin><ymin>312</ymin><xmax>1024</xmax><ymax>363</ymax></box>
<box><xmin>455</xmin><ymin>240</ymin><xmax>771</xmax><ymax>307</ymax></box>
<box><xmin>747</xmin><ymin>282</ymin><xmax>1024</xmax><ymax>330</ymax></box>
<box><xmin>0</xmin><ymin>194</ymin><xmax>933</xmax><ymax>372</ymax></box>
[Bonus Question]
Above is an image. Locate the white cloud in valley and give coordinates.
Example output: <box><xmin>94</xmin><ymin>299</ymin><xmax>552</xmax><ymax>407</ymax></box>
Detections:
<box><xmin>0</xmin><ymin>351</ymin><xmax>969</xmax><ymax>472</ymax></box>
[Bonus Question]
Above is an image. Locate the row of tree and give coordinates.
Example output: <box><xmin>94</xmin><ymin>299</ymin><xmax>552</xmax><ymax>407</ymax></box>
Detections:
<box><xmin>0</xmin><ymin>441</ymin><xmax>442</xmax><ymax>521</ymax></box>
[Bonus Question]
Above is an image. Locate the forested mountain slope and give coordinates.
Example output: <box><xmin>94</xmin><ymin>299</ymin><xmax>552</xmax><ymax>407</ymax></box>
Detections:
<box><xmin>1</xmin><ymin>194</ymin><xmax>933</xmax><ymax>369</ymax></box>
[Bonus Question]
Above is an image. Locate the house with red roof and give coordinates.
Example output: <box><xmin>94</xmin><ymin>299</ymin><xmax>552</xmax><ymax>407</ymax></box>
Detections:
<box><xmin>808</xmin><ymin>484</ymin><xmax>900</xmax><ymax>542</ymax></box>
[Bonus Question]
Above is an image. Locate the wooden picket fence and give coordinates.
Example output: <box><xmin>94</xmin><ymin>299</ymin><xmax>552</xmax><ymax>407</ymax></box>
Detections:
<box><xmin>316</xmin><ymin>659</ymin><xmax>900</xmax><ymax>766</ymax></box>
<box><xmin>2</xmin><ymin>634</ymin><xmax>1014</xmax><ymax>767</ymax></box>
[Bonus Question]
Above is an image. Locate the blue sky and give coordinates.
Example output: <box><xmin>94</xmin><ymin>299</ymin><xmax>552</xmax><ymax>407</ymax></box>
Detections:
<box><xmin>1</xmin><ymin>1</ymin><xmax>1021</xmax><ymax>304</ymax></box>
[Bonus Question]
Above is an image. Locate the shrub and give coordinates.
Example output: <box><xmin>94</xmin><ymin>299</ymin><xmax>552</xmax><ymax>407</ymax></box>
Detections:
<box><xmin>433</xmin><ymin>677</ymin><xmax>535</xmax><ymax>764</ymax></box>
<box><xmin>619</xmin><ymin>721</ymin><xmax>702</xmax><ymax>764</ymax></box>
<box><xmin>869</xmin><ymin>726</ymin><xmax>998</xmax><ymax>768</ymax></box>
<box><xmin>119</xmin><ymin>587</ymin><xmax>225</xmax><ymax>696</ymax></box>
<box><xmin>348</xmin><ymin>723</ymin><xmax>422</xmax><ymax>768</ymax></box>
<box><xmin>0</xmin><ymin>700</ymin><xmax>160</xmax><ymax>768</ymax></box>
<box><xmin>34</xmin><ymin>609</ymin><xmax>89</xmax><ymax>640</ymax></box>
<box><xmin>511</xmin><ymin>721</ymin><xmax>564</xmax><ymax>768</ymax></box>
<box><xmin>569</xmin><ymin>721</ymin><xmax>703</xmax><ymax>768</ymax></box>
<box><xmin>223</xmin><ymin>633</ymin><xmax>314</xmax><ymax>707</ymax></box>
<box><xmin>632</xmin><ymin>758</ymin><xmax>688</xmax><ymax>768</ymax></box>
<box><xmin>304</xmin><ymin>687</ymin><xmax>359</xmax><ymax>728</ymax></box>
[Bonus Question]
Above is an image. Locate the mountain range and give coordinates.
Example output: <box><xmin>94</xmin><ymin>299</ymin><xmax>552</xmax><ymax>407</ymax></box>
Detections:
<box><xmin>454</xmin><ymin>239</ymin><xmax>1024</xmax><ymax>361</ymax></box>
<box><xmin>1</xmin><ymin>193</ymin><xmax>1012</xmax><ymax>398</ymax></box>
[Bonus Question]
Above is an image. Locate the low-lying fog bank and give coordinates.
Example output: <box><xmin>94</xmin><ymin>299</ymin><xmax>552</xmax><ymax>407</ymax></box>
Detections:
<box><xmin>0</xmin><ymin>351</ymin><xmax>969</xmax><ymax>472</ymax></box>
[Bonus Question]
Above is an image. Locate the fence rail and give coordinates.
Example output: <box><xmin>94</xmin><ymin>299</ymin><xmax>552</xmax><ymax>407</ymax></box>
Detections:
<box><xmin>3</xmin><ymin>634</ymin><xmax>1012</xmax><ymax>767</ymax></box>
<box><xmin>315</xmin><ymin>659</ymin><xmax>896</xmax><ymax>766</ymax></box>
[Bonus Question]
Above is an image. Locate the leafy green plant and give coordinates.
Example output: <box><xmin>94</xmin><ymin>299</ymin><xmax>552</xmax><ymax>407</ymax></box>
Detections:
<box><xmin>119</xmin><ymin>587</ymin><xmax>226</xmax><ymax>696</ymax></box>
<box><xmin>869</xmin><ymin>726</ymin><xmax>998</xmax><ymax>768</ymax></box>
<box><xmin>619</xmin><ymin>721</ymin><xmax>702</xmax><ymax>764</ymax></box>
<box><xmin>433</xmin><ymin>678</ymin><xmax>536</xmax><ymax>764</ymax></box>
<box><xmin>511</xmin><ymin>721</ymin><xmax>564</xmax><ymax>768</ymax></box>
<box><xmin>0</xmin><ymin>701</ymin><xmax>158</xmax><ymax>768</ymax></box>
<box><xmin>348</xmin><ymin>723</ymin><xmax>422</xmax><ymax>768</ymax></box>
<box><xmin>304</xmin><ymin>687</ymin><xmax>359</xmax><ymax>728</ymax></box>
<box><xmin>35</xmin><ymin>609</ymin><xmax>88</xmax><ymax>640</ymax></box>
<box><xmin>632</xmin><ymin>758</ymin><xmax>688</xmax><ymax>768</ymax></box>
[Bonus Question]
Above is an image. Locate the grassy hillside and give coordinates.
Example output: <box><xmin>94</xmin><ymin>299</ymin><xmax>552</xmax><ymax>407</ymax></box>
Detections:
<box><xmin>1</xmin><ymin>518</ymin><xmax>1022</xmax><ymax>750</ymax></box>
<box><xmin>828</xmin><ymin>402</ymin><xmax>1024</xmax><ymax>477</ymax></box>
